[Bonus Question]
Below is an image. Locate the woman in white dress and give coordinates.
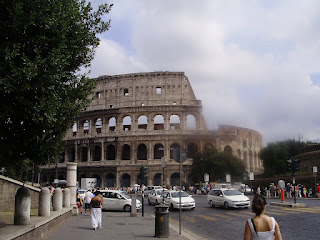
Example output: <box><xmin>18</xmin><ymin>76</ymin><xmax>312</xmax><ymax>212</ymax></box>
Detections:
<box><xmin>243</xmin><ymin>195</ymin><xmax>282</xmax><ymax>240</ymax></box>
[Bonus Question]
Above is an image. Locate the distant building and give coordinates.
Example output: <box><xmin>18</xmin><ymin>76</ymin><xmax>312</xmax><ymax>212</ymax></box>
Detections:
<box><xmin>41</xmin><ymin>72</ymin><xmax>263</xmax><ymax>188</ymax></box>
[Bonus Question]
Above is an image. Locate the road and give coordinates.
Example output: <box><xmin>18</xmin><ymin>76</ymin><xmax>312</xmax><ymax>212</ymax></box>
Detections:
<box><xmin>142</xmin><ymin>195</ymin><xmax>320</xmax><ymax>240</ymax></box>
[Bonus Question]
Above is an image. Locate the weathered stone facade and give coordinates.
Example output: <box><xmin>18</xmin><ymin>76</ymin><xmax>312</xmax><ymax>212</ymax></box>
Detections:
<box><xmin>41</xmin><ymin>72</ymin><xmax>263</xmax><ymax>188</ymax></box>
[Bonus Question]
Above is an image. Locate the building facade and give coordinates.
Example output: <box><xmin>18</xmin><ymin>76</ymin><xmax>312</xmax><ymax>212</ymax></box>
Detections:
<box><xmin>41</xmin><ymin>72</ymin><xmax>263</xmax><ymax>188</ymax></box>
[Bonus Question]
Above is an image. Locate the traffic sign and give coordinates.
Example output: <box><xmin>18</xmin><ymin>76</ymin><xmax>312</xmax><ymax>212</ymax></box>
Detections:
<box><xmin>173</xmin><ymin>147</ymin><xmax>187</xmax><ymax>163</ymax></box>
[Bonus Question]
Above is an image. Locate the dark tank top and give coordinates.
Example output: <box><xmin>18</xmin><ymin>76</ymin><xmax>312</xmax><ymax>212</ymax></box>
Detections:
<box><xmin>91</xmin><ymin>199</ymin><xmax>101</xmax><ymax>208</ymax></box>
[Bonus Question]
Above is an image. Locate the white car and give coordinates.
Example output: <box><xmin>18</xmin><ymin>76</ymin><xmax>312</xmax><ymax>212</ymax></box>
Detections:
<box><xmin>207</xmin><ymin>188</ymin><xmax>250</xmax><ymax>209</ymax></box>
<box><xmin>100</xmin><ymin>190</ymin><xmax>141</xmax><ymax>212</ymax></box>
<box><xmin>144</xmin><ymin>186</ymin><xmax>162</xmax><ymax>196</ymax></box>
<box><xmin>148</xmin><ymin>189</ymin><xmax>167</xmax><ymax>205</ymax></box>
<box><xmin>163</xmin><ymin>190</ymin><xmax>195</xmax><ymax>210</ymax></box>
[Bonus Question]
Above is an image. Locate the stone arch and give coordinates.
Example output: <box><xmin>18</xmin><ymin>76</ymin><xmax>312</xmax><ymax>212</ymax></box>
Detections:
<box><xmin>154</xmin><ymin>143</ymin><xmax>164</xmax><ymax>159</ymax></box>
<box><xmin>106</xmin><ymin>144</ymin><xmax>116</xmax><ymax>160</ymax></box>
<box><xmin>204</xmin><ymin>143</ymin><xmax>214</xmax><ymax>150</ymax></box>
<box><xmin>106</xmin><ymin>173</ymin><xmax>115</xmax><ymax>188</ymax></box>
<box><xmin>80</xmin><ymin>147</ymin><xmax>88</xmax><ymax>162</ymax></box>
<box><xmin>122</xmin><ymin>144</ymin><xmax>131</xmax><ymax>160</ymax></box>
<box><xmin>154</xmin><ymin>173</ymin><xmax>162</xmax><ymax>186</ymax></box>
<box><xmin>123</xmin><ymin>115</ymin><xmax>131</xmax><ymax>131</ymax></box>
<box><xmin>108</xmin><ymin>117</ymin><xmax>116</xmax><ymax>132</ymax></box>
<box><xmin>169</xmin><ymin>114</ymin><xmax>180</xmax><ymax>130</ymax></box>
<box><xmin>170</xmin><ymin>143</ymin><xmax>180</xmax><ymax>159</ymax></box>
<box><xmin>154</xmin><ymin>114</ymin><xmax>164</xmax><ymax>130</ymax></box>
<box><xmin>83</xmin><ymin>120</ymin><xmax>89</xmax><ymax>134</ymax></box>
<box><xmin>92</xmin><ymin>145</ymin><xmax>101</xmax><ymax>161</ymax></box>
<box><xmin>224</xmin><ymin>145</ymin><xmax>232</xmax><ymax>154</ymax></box>
<box><xmin>170</xmin><ymin>172</ymin><xmax>180</xmax><ymax>186</ymax></box>
<box><xmin>187</xmin><ymin>143</ymin><xmax>198</xmax><ymax>158</ymax></box>
<box><xmin>186</xmin><ymin>114</ymin><xmax>196</xmax><ymax>130</ymax></box>
<box><xmin>95</xmin><ymin>117</ymin><xmax>102</xmax><ymax>134</ymax></box>
<box><xmin>138</xmin><ymin>115</ymin><xmax>148</xmax><ymax>130</ymax></box>
<box><xmin>121</xmin><ymin>173</ymin><xmax>131</xmax><ymax>187</ymax></box>
<box><xmin>137</xmin><ymin>144</ymin><xmax>147</xmax><ymax>160</ymax></box>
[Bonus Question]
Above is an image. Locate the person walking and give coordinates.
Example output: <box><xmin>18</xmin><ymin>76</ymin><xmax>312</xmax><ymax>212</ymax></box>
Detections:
<box><xmin>90</xmin><ymin>190</ymin><xmax>104</xmax><ymax>230</ymax></box>
<box><xmin>316</xmin><ymin>183</ymin><xmax>320</xmax><ymax>198</ymax></box>
<box><xmin>243</xmin><ymin>194</ymin><xmax>282</xmax><ymax>240</ymax></box>
<box><xmin>76</xmin><ymin>192</ymin><xmax>83</xmax><ymax>214</ymax></box>
<box><xmin>84</xmin><ymin>189</ymin><xmax>94</xmax><ymax>215</ymax></box>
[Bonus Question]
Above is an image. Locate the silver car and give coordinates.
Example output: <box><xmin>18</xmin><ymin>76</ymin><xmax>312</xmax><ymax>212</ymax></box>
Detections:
<box><xmin>148</xmin><ymin>189</ymin><xmax>167</xmax><ymax>205</ymax></box>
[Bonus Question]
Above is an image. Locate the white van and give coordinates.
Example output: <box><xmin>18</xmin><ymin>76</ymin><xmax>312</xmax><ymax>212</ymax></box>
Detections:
<box><xmin>99</xmin><ymin>190</ymin><xmax>141</xmax><ymax>212</ymax></box>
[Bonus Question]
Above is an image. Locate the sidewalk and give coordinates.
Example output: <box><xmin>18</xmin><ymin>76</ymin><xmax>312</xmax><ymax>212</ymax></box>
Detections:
<box><xmin>44</xmin><ymin>211</ymin><xmax>197</xmax><ymax>240</ymax></box>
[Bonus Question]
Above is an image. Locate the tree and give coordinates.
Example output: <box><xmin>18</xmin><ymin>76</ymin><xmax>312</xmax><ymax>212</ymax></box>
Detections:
<box><xmin>190</xmin><ymin>149</ymin><xmax>246</xmax><ymax>183</ymax></box>
<box><xmin>0</xmin><ymin>0</ymin><xmax>112</xmax><ymax>176</ymax></box>
<box><xmin>259</xmin><ymin>139</ymin><xmax>307</xmax><ymax>176</ymax></box>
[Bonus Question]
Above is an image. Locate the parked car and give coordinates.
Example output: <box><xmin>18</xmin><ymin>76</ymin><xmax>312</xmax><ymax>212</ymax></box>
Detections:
<box><xmin>144</xmin><ymin>186</ymin><xmax>162</xmax><ymax>196</ymax></box>
<box><xmin>148</xmin><ymin>189</ymin><xmax>167</xmax><ymax>205</ymax></box>
<box><xmin>163</xmin><ymin>190</ymin><xmax>195</xmax><ymax>210</ymax></box>
<box><xmin>207</xmin><ymin>188</ymin><xmax>250</xmax><ymax>209</ymax></box>
<box><xmin>100</xmin><ymin>190</ymin><xmax>141</xmax><ymax>212</ymax></box>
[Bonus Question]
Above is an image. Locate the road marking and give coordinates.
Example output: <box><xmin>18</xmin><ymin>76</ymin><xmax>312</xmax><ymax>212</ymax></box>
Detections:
<box><xmin>212</xmin><ymin>213</ymin><xmax>233</xmax><ymax>219</ymax></box>
<box><xmin>277</xmin><ymin>208</ymin><xmax>320</xmax><ymax>213</ymax></box>
<box><xmin>265</xmin><ymin>210</ymin><xmax>287</xmax><ymax>216</ymax></box>
<box><xmin>196</xmin><ymin>214</ymin><xmax>219</xmax><ymax>221</ymax></box>
<box><xmin>226</xmin><ymin>212</ymin><xmax>248</xmax><ymax>217</ymax></box>
<box><xmin>238</xmin><ymin>211</ymin><xmax>255</xmax><ymax>217</ymax></box>
<box><xmin>183</xmin><ymin>216</ymin><xmax>198</xmax><ymax>223</ymax></box>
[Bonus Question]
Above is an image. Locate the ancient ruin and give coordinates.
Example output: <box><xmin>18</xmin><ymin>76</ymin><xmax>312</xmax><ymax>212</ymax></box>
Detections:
<box><xmin>41</xmin><ymin>72</ymin><xmax>263</xmax><ymax>188</ymax></box>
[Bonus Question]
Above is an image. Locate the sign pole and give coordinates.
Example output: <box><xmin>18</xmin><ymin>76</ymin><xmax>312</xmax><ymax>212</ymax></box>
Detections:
<box><xmin>179</xmin><ymin>148</ymin><xmax>182</xmax><ymax>235</ymax></box>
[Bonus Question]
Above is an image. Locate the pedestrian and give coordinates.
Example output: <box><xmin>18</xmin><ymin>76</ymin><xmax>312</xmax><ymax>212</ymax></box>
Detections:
<box><xmin>90</xmin><ymin>190</ymin><xmax>104</xmax><ymax>230</ymax></box>
<box><xmin>84</xmin><ymin>189</ymin><xmax>94</xmax><ymax>215</ymax></box>
<box><xmin>76</xmin><ymin>192</ymin><xmax>83</xmax><ymax>214</ymax></box>
<box><xmin>257</xmin><ymin>186</ymin><xmax>261</xmax><ymax>195</ymax></box>
<box><xmin>243</xmin><ymin>195</ymin><xmax>282</xmax><ymax>240</ymax></box>
<box><xmin>317</xmin><ymin>183</ymin><xmax>320</xmax><ymax>198</ymax></box>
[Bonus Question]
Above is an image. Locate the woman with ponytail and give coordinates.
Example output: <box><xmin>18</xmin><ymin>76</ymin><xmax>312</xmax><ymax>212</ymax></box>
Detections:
<box><xmin>243</xmin><ymin>194</ymin><xmax>282</xmax><ymax>240</ymax></box>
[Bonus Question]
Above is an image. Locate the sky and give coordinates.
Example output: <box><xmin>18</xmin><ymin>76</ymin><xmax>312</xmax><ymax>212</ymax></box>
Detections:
<box><xmin>87</xmin><ymin>0</ymin><xmax>320</xmax><ymax>145</ymax></box>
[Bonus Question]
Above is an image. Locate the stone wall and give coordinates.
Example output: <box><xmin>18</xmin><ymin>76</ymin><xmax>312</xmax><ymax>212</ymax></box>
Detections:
<box><xmin>0</xmin><ymin>175</ymin><xmax>40</xmax><ymax>212</ymax></box>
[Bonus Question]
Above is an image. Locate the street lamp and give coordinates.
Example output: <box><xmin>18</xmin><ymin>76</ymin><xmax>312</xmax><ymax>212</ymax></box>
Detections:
<box><xmin>161</xmin><ymin>156</ymin><xmax>167</xmax><ymax>203</ymax></box>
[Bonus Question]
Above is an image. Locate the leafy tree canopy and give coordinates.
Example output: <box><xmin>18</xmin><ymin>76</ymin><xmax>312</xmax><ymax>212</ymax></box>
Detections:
<box><xmin>259</xmin><ymin>139</ymin><xmax>307</xmax><ymax>176</ymax></box>
<box><xmin>0</xmin><ymin>0</ymin><xmax>112</xmax><ymax>171</ymax></box>
<box><xmin>190</xmin><ymin>149</ymin><xmax>246</xmax><ymax>184</ymax></box>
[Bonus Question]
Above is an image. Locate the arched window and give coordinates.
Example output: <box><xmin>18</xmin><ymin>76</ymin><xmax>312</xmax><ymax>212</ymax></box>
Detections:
<box><xmin>224</xmin><ymin>145</ymin><xmax>232</xmax><ymax>154</ymax></box>
<box><xmin>154</xmin><ymin>173</ymin><xmax>162</xmax><ymax>186</ymax></box>
<box><xmin>170</xmin><ymin>172</ymin><xmax>180</xmax><ymax>186</ymax></box>
<box><xmin>122</xmin><ymin>144</ymin><xmax>131</xmax><ymax>160</ymax></box>
<box><xmin>95</xmin><ymin>118</ymin><xmax>102</xmax><ymax>134</ymax></box>
<box><xmin>154</xmin><ymin>144</ymin><xmax>164</xmax><ymax>159</ymax></box>
<box><xmin>83</xmin><ymin>120</ymin><xmax>89</xmax><ymax>134</ymax></box>
<box><xmin>80</xmin><ymin>147</ymin><xmax>88</xmax><ymax>162</ymax></box>
<box><xmin>154</xmin><ymin>115</ymin><xmax>164</xmax><ymax>130</ymax></box>
<box><xmin>138</xmin><ymin>115</ymin><xmax>148</xmax><ymax>130</ymax></box>
<box><xmin>92</xmin><ymin>145</ymin><xmax>101</xmax><ymax>161</ymax></box>
<box><xmin>170</xmin><ymin>143</ymin><xmax>180</xmax><ymax>159</ymax></box>
<box><xmin>170</xmin><ymin>114</ymin><xmax>180</xmax><ymax>130</ymax></box>
<box><xmin>121</xmin><ymin>174</ymin><xmax>131</xmax><ymax>187</ymax></box>
<box><xmin>123</xmin><ymin>116</ymin><xmax>131</xmax><ymax>131</ymax></box>
<box><xmin>137</xmin><ymin>144</ymin><xmax>147</xmax><ymax>160</ymax></box>
<box><xmin>106</xmin><ymin>144</ymin><xmax>116</xmax><ymax>160</ymax></box>
<box><xmin>108</xmin><ymin>117</ymin><xmax>116</xmax><ymax>132</ymax></box>
<box><xmin>186</xmin><ymin>114</ymin><xmax>196</xmax><ymax>130</ymax></box>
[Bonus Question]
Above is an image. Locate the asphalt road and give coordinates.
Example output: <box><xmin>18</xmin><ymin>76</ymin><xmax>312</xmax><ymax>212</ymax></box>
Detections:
<box><xmin>143</xmin><ymin>195</ymin><xmax>320</xmax><ymax>240</ymax></box>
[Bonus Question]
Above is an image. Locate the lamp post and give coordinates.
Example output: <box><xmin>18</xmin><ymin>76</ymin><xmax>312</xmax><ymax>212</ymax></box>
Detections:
<box><xmin>161</xmin><ymin>157</ymin><xmax>167</xmax><ymax>203</ymax></box>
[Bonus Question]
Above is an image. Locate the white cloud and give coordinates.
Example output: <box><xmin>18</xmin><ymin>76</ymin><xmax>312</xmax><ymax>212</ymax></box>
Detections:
<box><xmin>89</xmin><ymin>0</ymin><xmax>320</xmax><ymax>144</ymax></box>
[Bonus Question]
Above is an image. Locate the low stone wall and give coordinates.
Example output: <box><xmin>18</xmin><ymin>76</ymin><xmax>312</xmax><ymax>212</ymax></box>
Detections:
<box><xmin>0</xmin><ymin>175</ymin><xmax>41</xmax><ymax>212</ymax></box>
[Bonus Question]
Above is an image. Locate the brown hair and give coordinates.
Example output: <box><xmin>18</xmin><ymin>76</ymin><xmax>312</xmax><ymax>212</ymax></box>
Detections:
<box><xmin>252</xmin><ymin>194</ymin><xmax>267</xmax><ymax>216</ymax></box>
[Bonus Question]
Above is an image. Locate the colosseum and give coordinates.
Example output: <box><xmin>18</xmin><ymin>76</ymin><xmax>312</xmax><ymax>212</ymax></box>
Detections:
<box><xmin>41</xmin><ymin>71</ymin><xmax>263</xmax><ymax>188</ymax></box>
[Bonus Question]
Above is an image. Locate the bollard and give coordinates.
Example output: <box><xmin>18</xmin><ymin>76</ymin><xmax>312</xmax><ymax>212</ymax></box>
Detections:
<box><xmin>130</xmin><ymin>192</ymin><xmax>137</xmax><ymax>217</ymax></box>
<box><xmin>155</xmin><ymin>204</ymin><xmax>169</xmax><ymax>238</ymax></box>
<box><xmin>14</xmin><ymin>186</ymin><xmax>31</xmax><ymax>225</ymax></box>
<box><xmin>53</xmin><ymin>187</ymin><xmax>63</xmax><ymax>211</ymax></box>
<box><xmin>39</xmin><ymin>187</ymin><xmax>51</xmax><ymax>217</ymax></box>
<box><xmin>63</xmin><ymin>188</ymin><xmax>71</xmax><ymax>207</ymax></box>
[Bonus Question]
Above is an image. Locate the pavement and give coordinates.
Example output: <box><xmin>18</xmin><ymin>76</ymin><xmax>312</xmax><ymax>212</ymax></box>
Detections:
<box><xmin>43</xmin><ymin>211</ymin><xmax>199</xmax><ymax>240</ymax></box>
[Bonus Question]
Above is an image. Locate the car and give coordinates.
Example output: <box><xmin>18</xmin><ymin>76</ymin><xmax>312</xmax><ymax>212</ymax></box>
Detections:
<box><xmin>144</xmin><ymin>186</ymin><xmax>162</xmax><ymax>196</ymax></box>
<box><xmin>162</xmin><ymin>190</ymin><xmax>195</xmax><ymax>210</ymax></box>
<box><xmin>99</xmin><ymin>190</ymin><xmax>141</xmax><ymax>212</ymax></box>
<box><xmin>148</xmin><ymin>188</ymin><xmax>167</xmax><ymax>205</ymax></box>
<box><xmin>207</xmin><ymin>188</ymin><xmax>250</xmax><ymax>209</ymax></box>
